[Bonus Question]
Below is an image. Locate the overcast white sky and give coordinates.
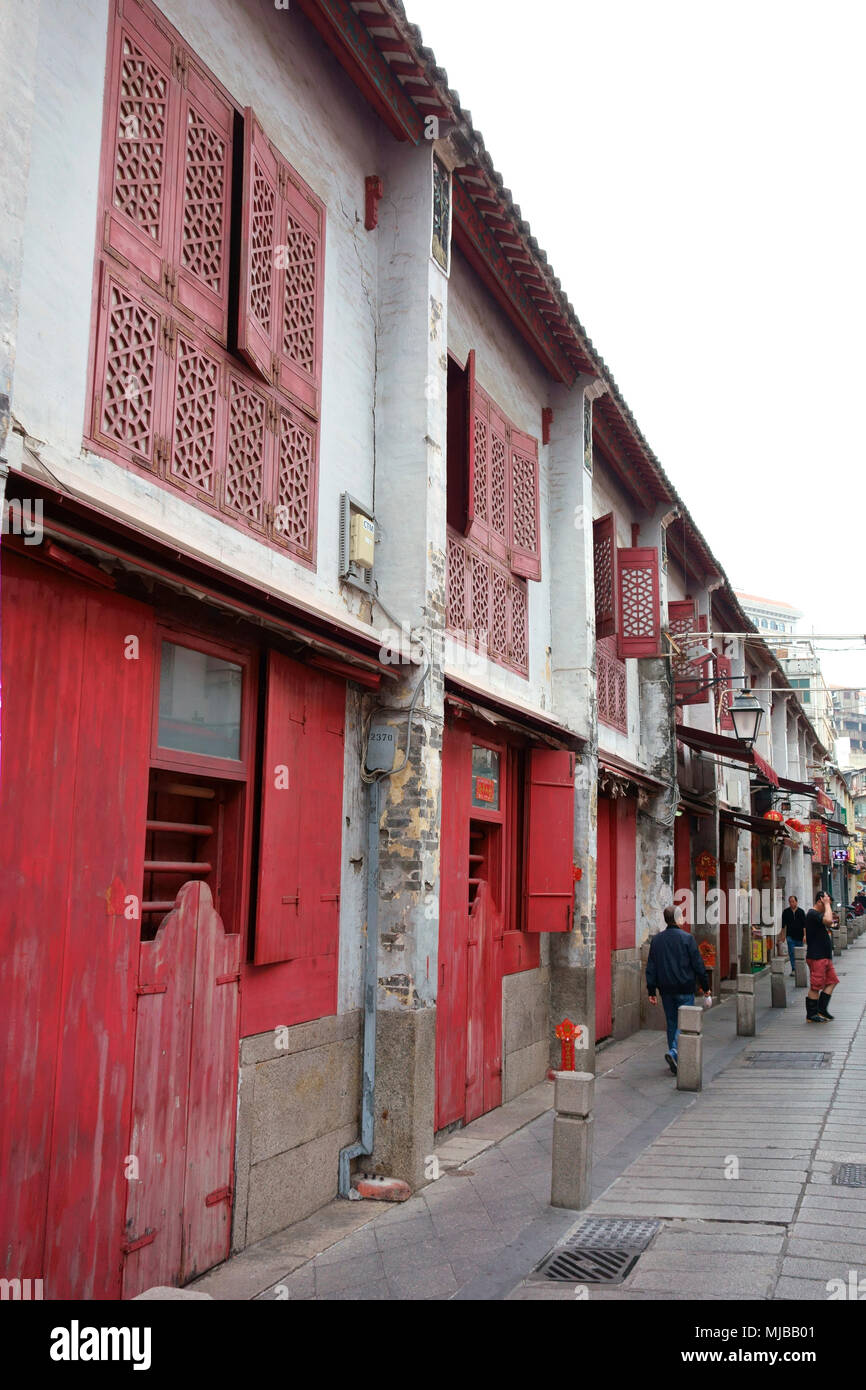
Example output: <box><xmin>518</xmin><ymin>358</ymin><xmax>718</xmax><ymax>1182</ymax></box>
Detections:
<box><xmin>407</xmin><ymin>0</ymin><xmax>866</xmax><ymax>686</ymax></box>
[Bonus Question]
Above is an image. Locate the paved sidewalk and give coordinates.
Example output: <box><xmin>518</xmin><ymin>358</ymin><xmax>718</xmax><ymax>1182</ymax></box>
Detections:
<box><xmin>191</xmin><ymin>940</ymin><xmax>866</xmax><ymax>1301</ymax></box>
<box><xmin>511</xmin><ymin>938</ymin><xmax>866</xmax><ymax>1300</ymax></box>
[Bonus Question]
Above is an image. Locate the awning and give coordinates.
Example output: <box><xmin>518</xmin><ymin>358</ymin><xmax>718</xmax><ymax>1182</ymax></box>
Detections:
<box><xmin>825</xmin><ymin>819</ymin><xmax>850</xmax><ymax>837</ymax></box>
<box><xmin>776</xmin><ymin>776</ymin><xmax>818</xmax><ymax>798</ymax></box>
<box><xmin>599</xmin><ymin>751</ymin><xmax>666</xmax><ymax>793</ymax></box>
<box><xmin>719</xmin><ymin>808</ymin><xmax>788</xmax><ymax>838</ymax></box>
<box><xmin>444</xmin><ymin>679</ymin><xmax>584</xmax><ymax>750</ymax></box>
<box><xmin>676</xmin><ymin>792</ymin><xmax>715</xmax><ymax>818</ymax></box>
<box><xmin>675</xmin><ymin>723</ymin><xmax>779</xmax><ymax>786</ymax></box>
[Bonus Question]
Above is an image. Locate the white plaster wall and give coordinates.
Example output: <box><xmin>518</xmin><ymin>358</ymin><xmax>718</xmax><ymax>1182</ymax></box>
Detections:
<box><xmin>11</xmin><ymin>0</ymin><xmax>383</xmax><ymax>635</ymax></box>
<box><xmin>446</xmin><ymin>249</ymin><xmax>554</xmax><ymax>714</ymax></box>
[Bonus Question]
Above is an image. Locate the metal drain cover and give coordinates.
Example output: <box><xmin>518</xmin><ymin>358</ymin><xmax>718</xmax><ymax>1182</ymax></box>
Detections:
<box><xmin>742</xmin><ymin>1051</ymin><xmax>832</xmax><ymax>1069</ymax></box>
<box><xmin>531</xmin><ymin>1217</ymin><xmax>660</xmax><ymax>1284</ymax></box>
<box><xmin>534</xmin><ymin>1247</ymin><xmax>639</xmax><ymax>1284</ymax></box>
<box><xmin>566</xmin><ymin>1217</ymin><xmax>660</xmax><ymax>1249</ymax></box>
<box><xmin>833</xmin><ymin>1164</ymin><xmax>866</xmax><ymax>1188</ymax></box>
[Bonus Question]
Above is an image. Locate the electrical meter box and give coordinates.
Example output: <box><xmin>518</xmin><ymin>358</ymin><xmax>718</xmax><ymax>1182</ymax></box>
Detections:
<box><xmin>366</xmin><ymin>721</ymin><xmax>396</xmax><ymax>772</ymax></box>
<box><xmin>349</xmin><ymin>511</ymin><xmax>376</xmax><ymax>568</ymax></box>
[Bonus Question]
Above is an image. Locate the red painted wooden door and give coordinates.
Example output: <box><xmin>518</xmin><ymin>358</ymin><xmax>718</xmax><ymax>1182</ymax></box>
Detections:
<box><xmin>436</xmin><ymin>723</ymin><xmax>503</xmax><ymax>1129</ymax></box>
<box><xmin>123</xmin><ymin>880</ymin><xmax>240</xmax><ymax>1297</ymax></box>
<box><xmin>595</xmin><ymin>797</ymin><xmax>613</xmax><ymax>1039</ymax></box>
<box><xmin>0</xmin><ymin>552</ymin><xmax>154</xmax><ymax>1300</ymax></box>
<box><xmin>674</xmin><ymin>815</ymin><xmax>692</xmax><ymax>929</ymax></box>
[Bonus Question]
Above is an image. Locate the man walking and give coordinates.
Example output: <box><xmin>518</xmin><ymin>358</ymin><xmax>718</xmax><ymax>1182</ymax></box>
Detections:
<box><xmin>780</xmin><ymin>894</ymin><xmax>806</xmax><ymax>975</ymax></box>
<box><xmin>646</xmin><ymin>905</ymin><xmax>710</xmax><ymax>1075</ymax></box>
<box><xmin>805</xmin><ymin>890</ymin><xmax>838</xmax><ymax>1023</ymax></box>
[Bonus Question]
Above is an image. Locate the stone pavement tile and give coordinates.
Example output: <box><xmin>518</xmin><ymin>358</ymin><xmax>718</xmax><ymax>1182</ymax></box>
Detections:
<box><xmin>385</xmin><ymin>1262</ymin><xmax>458</xmax><ymax>1301</ymax></box>
<box><xmin>594</xmin><ymin>1187</ymin><xmax>796</xmax><ymax>1208</ymax></box>
<box><xmin>255</xmin><ymin>1197</ymin><xmax>379</xmax><ymax>1259</ymax></box>
<box><xmin>590</xmin><ymin>1203</ymin><xmax>795</xmax><ymax>1222</ymax></box>
<box><xmin>325</xmin><ymin>1278</ymin><xmax>394</xmax><ymax>1301</ymax></box>
<box><xmin>426</xmin><ymin>1204</ymin><xmax>496</xmax><ymax>1235</ymax></box>
<box><xmin>256</xmin><ymin>1264</ymin><xmax>316</xmax><ymax>1300</ymax></box>
<box><xmin>314</xmin><ymin>1251</ymin><xmax>386</xmax><ymax>1295</ymax></box>
<box><xmin>796</xmin><ymin>1198</ymin><xmax>866</xmax><ymax>1220</ymax></box>
<box><xmin>314</xmin><ymin>1227</ymin><xmax>379</xmax><ymax>1264</ymax></box>
<box><xmin>653</xmin><ymin>1230</ymin><xmax>785</xmax><ymax>1255</ymax></box>
<box><xmin>790</xmin><ymin>1221</ymin><xmax>866</xmax><ymax>1247</ymax></box>
<box><xmin>627</xmin><ymin>1269</ymin><xmax>774</xmax><ymax>1297</ymax></box>
<box><xmin>372</xmin><ymin>1196</ymin><xmax>429</xmax><ymax>1226</ymax></box>
<box><xmin>436</xmin><ymin>1227</ymin><xmax>506</xmax><ymax>1263</ymax></box>
<box><xmin>373</xmin><ymin>1213</ymin><xmax>437</xmax><ymax>1248</ymax></box>
<box><xmin>636</xmin><ymin>1251</ymin><xmax>778</xmax><ymax>1275</ymax></box>
<box><xmin>378</xmin><ymin>1237</ymin><xmax>449</xmax><ymax>1276</ymax></box>
<box><xmin>506</xmin><ymin>1285</ymin><xmax>733</xmax><ymax>1301</ymax></box>
<box><xmin>773</xmin><ymin>1276</ymin><xmax>835</xmax><ymax>1300</ymax></box>
<box><xmin>780</xmin><ymin>1255</ymin><xmax>866</xmax><ymax>1281</ymax></box>
<box><xmin>190</xmin><ymin>1249</ymin><xmax>308</xmax><ymax>1299</ymax></box>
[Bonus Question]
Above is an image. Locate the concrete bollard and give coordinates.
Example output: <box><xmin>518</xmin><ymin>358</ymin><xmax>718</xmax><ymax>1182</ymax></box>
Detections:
<box><xmin>676</xmin><ymin>1005</ymin><xmax>703</xmax><ymax>1091</ymax></box>
<box><xmin>550</xmin><ymin>1070</ymin><xmax>594</xmax><ymax>1210</ymax></box>
<box><xmin>770</xmin><ymin>956</ymin><xmax>787</xmax><ymax>1008</ymax></box>
<box><xmin>736</xmin><ymin>972</ymin><xmax>756</xmax><ymax>1036</ymax></box>
<box><xmin>794</xmin><ymin>945</ymin><xmax>808</xmax><ymax>989</ymax></box>
<box><xmin>833</xmin><ymin>926</ymin><xmax>843</xmax><ymax>957</ymax></box>
<box><xmin>847</xmin><ymin>922</ymin><xmax>855</xmax><ymax>947</ymax></box>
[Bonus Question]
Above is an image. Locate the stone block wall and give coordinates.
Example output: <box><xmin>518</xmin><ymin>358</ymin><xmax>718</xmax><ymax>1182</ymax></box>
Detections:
<box><xmin>502</xmin><ymin>967</ymin><xmax>550</xmax><ymax>1101</ymax></box>
<box><xmin>232</xmin><ymin>1012</ymin><xmax>361</xmax><ymax>1252</ymax></box>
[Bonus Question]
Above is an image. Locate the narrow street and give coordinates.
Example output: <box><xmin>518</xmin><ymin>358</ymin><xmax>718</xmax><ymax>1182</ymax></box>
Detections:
<box><xmin>189</xmin><ymin>938</ymin><xmax>866</xmax><ymax>1302</ymax></box>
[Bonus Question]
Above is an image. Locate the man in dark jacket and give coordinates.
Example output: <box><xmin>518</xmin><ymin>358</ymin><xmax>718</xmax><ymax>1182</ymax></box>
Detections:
<box><xmin>646</xmin><ymin>905</ymin><xmax>710</xmax><ymax>1075</ymax></box>
<box><xmin>780</xmin><ymin>895</ymin><xmax>806</xmax><ymax>975</ymax></box>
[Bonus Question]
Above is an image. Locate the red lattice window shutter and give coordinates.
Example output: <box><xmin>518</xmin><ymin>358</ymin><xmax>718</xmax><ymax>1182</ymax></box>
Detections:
<box><xmin>508</xmin><ymin>428</ymin><xmax>541</xmax><ymax>581</ymax></box>
<box><xmin>238</xmin><ymin>108</ymin><xmax>279</xmax><ymax>385</ymax></box>
<box><xmin>525</xmin><ymin>749</ymin><xmax>575</xmax><ymax>932</ymax></box>
<box><xmin>273</xmin><ymin>401</ymin><xmax>318</xmax><ymax>562</ymax></box>
<box><xmin>597</xmin><ymin>635</ymin><xmax>627</xmax><ymax>733</ymax></box>
<box><xmin>101</xmin><ymin>0</ymin><xmax>180</xmax><ymax>294</ymax></box>
<box><xmin>174</xmin><ymin>61</ymin><xmax>233</xmax><ymax>342</ymax></box>
<box><xmin>487</xmin><ymin>402</ymin><xmax>509</xmax><ymax>564</ymax></box>
<box><xmin>273</xmin><ymin>168</ymin><xmax>325</xmax><ymax>417</ymax></box>
<box><xmin>467</xmin><ymin>389</ymin><xmax>490</xmax><ymax>551</ymax></box>
<box><xmin>616</xmin><ymin>547</ymin><xmax>661</xmax><ymax>659</ymax></box>
<box><xmin>91</xmin><ymin>265</ymin><xmax>165</xmax><ymax>472</ymax></box>
<box><xmin>446</xmin><ymin>532</ymin><xmax>469</xmax><ymax>632</ymax></box>
<box><xmin>715</xmin><ymin>654</ymin><xmax>734</xmax><ymax>730</ymax></box>
<box><xmin>255</xmin><ymin>653</ymin><xmax>345</xmax><ymax>965</ymax></box>
<box><xmin>668</xmin><ymin>599</ymin><xmax>709</xmax><ymax>705</ymax></box>
<box><xmin>463</xmin><ymin>349</ymin><xmax>476</xmax><ymax>534</ymax></box>
<box><xmin>165</xmin><ymin>323</ymin><xmax>226</xmax><ymax>502</ymax></box>
<box><xmin>593</xmin><ymin>512</ymin><xmax>617</xmax><ymax>639</ymax></box>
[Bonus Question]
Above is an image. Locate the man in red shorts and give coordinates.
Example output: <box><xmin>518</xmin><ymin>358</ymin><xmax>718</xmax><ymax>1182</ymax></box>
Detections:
<box><xmin>805</xmin><ymin>890</ymin><xmax>838</xmax><ymax>1022</ymax></box>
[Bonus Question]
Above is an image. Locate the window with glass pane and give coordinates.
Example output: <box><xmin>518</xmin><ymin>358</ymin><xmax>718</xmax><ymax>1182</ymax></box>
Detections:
<box><xmin>471</xmin><ymin>745</ymin><xmax>500</xmax><ymax>810</ymax></box>
<box><xmin>158</xmin><ymin>641</ymin><xmax>242</xmax><ymax>760</ymax></box>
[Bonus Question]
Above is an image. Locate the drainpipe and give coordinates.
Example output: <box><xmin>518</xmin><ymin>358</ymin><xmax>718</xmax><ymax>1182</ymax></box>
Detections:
<box><xmin>338</xmin><ymin>775</ymin><xmax>381</xmax><ymax>1196</ymax></box>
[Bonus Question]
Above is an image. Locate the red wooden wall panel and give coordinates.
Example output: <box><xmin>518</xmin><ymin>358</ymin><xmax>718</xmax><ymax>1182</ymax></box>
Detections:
<box><xmin>611</xmin><ymin>797</ymin><xmax>637</xmax><ymax>951</ymax></box>
<box><xmin>674</xmin><ymin>814</ymin><xmax>693</xmax><ymax>930</ymax></box>
<box><xmin>0</xmin><ymin>552</ymin><xmax>153</xmax><ymax>1299</ymax></box>
<box><xmin>0</xmin><ymin>554</ymin><xmax>85</xmax><ymax>1283</ymax></box>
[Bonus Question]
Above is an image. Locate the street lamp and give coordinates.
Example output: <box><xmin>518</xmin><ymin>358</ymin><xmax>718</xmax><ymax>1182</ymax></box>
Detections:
<box><xmin>729</xmin><ymin>690</ymin><xmax>764</xmax><ymax>748</ymax></box>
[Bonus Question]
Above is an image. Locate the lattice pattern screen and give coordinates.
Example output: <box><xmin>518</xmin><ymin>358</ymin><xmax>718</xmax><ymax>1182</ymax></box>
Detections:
<box><xmin>91</xmin><ymin>1</ymin><xmax>324</xmax><ymax>566</ymax></box>
<box><xmin>511</xmin><ymin>449</ymin><xmax>537</xmax><ymax>551</ymax></box>
<box><xmin>617</xmin><ymin>548</ymin><xmax>661</xmax><ymax>658</ymax></box>
<box><xmin>182</xmin><ymin>108</ymin><xmax>227</xmax><ymax>292</ymax></box>
<box><xmin>593</xmin><ymin>514</ymin><xmax>616</xmax><ymax>639</ymax></box>
<box><xmin>598</xmin><ymin>636</ymin><xmax>627</xmax><ymax>733</ymax></box>
<box><xmin>114</xmin><ymin>37</ymin><xmax>168</xmax><ymax>240</ymax></box>
<box><xmin>445</xmin><ymin>530</ymin><xmax>528</xmax><ymax>676</ymax></box>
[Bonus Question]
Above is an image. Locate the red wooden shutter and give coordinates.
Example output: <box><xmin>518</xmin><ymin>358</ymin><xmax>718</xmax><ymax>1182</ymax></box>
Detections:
<box><xmin>616</xmin><ymin>546</ymin><xmax>661</xmax><ymax>659</ymax></box>
<box><xmin>464</xmin><ymin>349</ymin><xmax>476</xmax><ymax>535</ymax></box>
<box><xmin>467</xmin><ymin>388</ymin><xmax>490</xmax><ymax>550</ymax></box>
<box><xmin>90</xmin><ymin>264</ymin><xmax>166</xmax><ymax>473</ymax></box>
<box><xmin>508</xmin><ymin>428</ymin><xmax>541</xmax><ymax>581</ymax></box>
<box><xmin>487</xmin><ymin>402</ymin><xmax>509</xmax><ymax>563</ymax></box>
<box><xmin>101</xmin><ymin>0</ymin><xmax>180</xmax><ymax>294</ymax></box>
<box><xmin>668</xmin><ymin>599</ymin><xmax>709</xmax><ymax>705</ymax></box>
<box><xmin>593</xmin><ymin>512</ymin><xmax>617</xmax><ymax>639</ymax></box>
<box><xmin>273</xmin><ymin>166</ymin><xmax>326</xmax><ymax>417</ymax></box>
<box><xmin>715</xmin><ymin>653</ymin><xmax>734</xmax><ymax>730</ymax></box>
<box><xmin>524</xmin><ymin>749</ymin><xmax>575</xmax><ymax>932</ymax></box>
<box><xmin>237</xmin><ymin>109</ymin><xmax>280</xmax><ymax>384</ymax></box>
<box><xmin>173</xmin><ymin>59</ymin><xmax>234</xmax><ymax>342</ymax></box>
<box><xmin>255</xmin><ymin>654</ymin><xmax>345</xmax><ymax>966</ymax></box>
<box><xmin>164</xmin><ymin>323</ymin><xmax>226</xmax><ymax>504</ymax></box>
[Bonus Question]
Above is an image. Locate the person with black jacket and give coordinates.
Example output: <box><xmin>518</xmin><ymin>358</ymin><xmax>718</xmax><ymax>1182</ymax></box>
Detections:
<box><xmin>780</xmin><ymin>895</ymin><xmax>806</xmax><ymax>975</ymax></box>
<box><xmin>805</xmin><ymin>890</ymin><xmax>838</xmax><ymax>1023</ymax></box>
<box><xmin>646</xmin><ymin>905</ymin><xmax>710</xmax><ymax>1076</ymax></box>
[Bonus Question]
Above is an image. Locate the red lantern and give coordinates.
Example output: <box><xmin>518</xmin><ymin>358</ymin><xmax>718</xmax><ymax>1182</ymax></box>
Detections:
<box><xmin>786</xmin><ymin>818</ymin><xmax>808</xmax><ymax>833</ymax></box>
<box><xmin>763</xmin><ymin>810</ymin><xmax>783</xmax><ymax>822</ymax></box>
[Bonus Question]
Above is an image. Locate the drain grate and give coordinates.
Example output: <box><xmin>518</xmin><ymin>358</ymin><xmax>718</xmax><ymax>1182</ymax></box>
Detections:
<box><xmin>833</xmin><ymin>1164</ymin><xmax>866</xmax><ymax>1188</ymax></box>
<box><xmin>534</xmin><ymin>1247</ymin><xmax>639</xmax><ymax>1284</ymax></box>
<box><xmin>531</xmin><ymin>1217</ymin><xmax>660</xmax><ymax>1284</ymax></box>
<box><xmin>742</xmin><ymin>1051</ymin><xmax>832</xmax><ymax>1069</ymax></box>
<box><xmin>566</xmin><ymin>1217</ymin><xmax>660</xmax><ymax>1249</ymax></box>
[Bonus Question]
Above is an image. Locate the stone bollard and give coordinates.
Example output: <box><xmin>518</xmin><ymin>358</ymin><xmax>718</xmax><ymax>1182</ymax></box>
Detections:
<box><xmin>847</xmin><ymin>922</ymin><xmax>855</xmax><ymax>947</ymax></box>
<box><xmin>770</xmin><ymin>956</ymin><xmax>787</xmax><ymax>1008</ymax></box>
<box><xmin>737</xmin><ymin>972</ymin><xmax>756</xmax><ymax>1036</ymax></box>
<box><xmin>550</xmin><ymin>1070</ymin><xmax>594</xmax><ymax>1210</ymax></box>
<box><xmin>676</xmin><ymin>1005</ymin><xmax>703</xmax><ymax>1091</ymax></box>
<box><xmin>794</xmin><ymin>945</ymin><xmax>808</xmax><ymax>989</ymax></box>
<box><xmin>833</xmin><ymin>926</ymin><xmax>843</xmax><ymax>957</ymax></box>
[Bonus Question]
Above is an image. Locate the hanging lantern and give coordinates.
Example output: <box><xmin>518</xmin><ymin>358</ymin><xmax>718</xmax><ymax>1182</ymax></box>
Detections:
<box><xmin>786</xmin><ymin>817</ymin><xmax>809</xmax><ymax>833</ymax></box>
<box><xmin>763</xmin><ymin>810</ymin><xmax>783</xmax><ymax>822</ymax></box>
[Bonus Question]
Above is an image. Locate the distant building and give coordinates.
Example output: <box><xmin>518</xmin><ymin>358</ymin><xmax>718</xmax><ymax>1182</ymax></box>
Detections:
<box><xmin>735</xmin><ymin>592</ymin><xmax>802</xmax><ymax>640</ymax></box>
<box><xmin>735</xmin><ymin>593</ymin><xmax>836</xmax><ymax>751</ymax></box>
<box><xmin>832</xmin><ymin>688</ymin><xmax>866</xmax><ymax>767</ymax></box>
